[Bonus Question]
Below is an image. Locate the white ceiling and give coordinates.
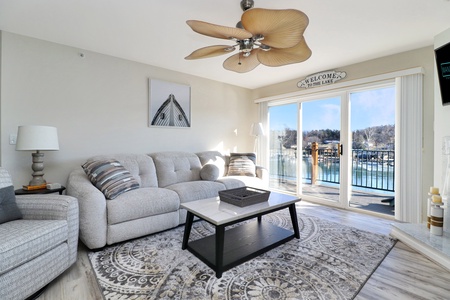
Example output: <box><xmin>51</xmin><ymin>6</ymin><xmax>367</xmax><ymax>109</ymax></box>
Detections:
<box><xmin>0</xmin><ymin>0</ymin><xmax>449</xmax><ymax>89</ymax></box>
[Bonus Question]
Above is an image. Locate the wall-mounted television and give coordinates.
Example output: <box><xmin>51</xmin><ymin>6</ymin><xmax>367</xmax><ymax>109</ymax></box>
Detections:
<box><xmin>435</xmin><ymin>41</ymin><xmax>450</xmax><ymax>106</ymax></box>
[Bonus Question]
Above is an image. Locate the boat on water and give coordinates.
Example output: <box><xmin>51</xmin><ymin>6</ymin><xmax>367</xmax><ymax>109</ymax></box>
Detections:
<box><xmin>151</xmin><ymin>94</ymin><xmax>190</xmax><ymax>127</ymax></box>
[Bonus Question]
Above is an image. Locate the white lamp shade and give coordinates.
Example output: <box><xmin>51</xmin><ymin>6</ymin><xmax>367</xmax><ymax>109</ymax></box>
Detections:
<box><xmin>16</xmin><ymin>125</ymin><xmax>59</xmax><ymax>151</ymax></box>
<box><xmin>250</xmin><ymin>122</ymin><xmax>264</xmax><ymax>137</ymax></box>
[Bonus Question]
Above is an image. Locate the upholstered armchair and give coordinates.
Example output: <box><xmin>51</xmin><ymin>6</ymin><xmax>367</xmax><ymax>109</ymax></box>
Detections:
<box><xmin>0</xmin><ymin>168</ymin><xmax>79</xmax><ymax>300</ymax></box>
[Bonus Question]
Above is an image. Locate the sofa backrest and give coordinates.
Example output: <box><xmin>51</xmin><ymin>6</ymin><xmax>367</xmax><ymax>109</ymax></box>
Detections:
<box><xmin>150</xmin><ymin>151</ymin><xmax>202</xmax><ymax>187</ymax></box>
<box><xmin>85</xmin><ymin>154</ymin><xmax>158</xmax><ymax>188</ymax></box>
<box><xmin>196</xmin><ymin>151</ymin><xmax>227</xmax><ymax>177</ymax></box>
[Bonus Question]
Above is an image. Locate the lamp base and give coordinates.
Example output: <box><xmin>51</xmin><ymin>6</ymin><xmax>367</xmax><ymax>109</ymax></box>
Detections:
<box><xmin>29</xmin><ymin>151</ymin><xmax>47</xmax><ymax>186</ymax></box>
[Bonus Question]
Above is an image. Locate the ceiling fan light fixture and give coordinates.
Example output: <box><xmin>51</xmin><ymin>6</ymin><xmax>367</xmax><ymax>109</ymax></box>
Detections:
<box><xmin>240</xmin><ymin>0</ymin><xmax>254</xmax><ymax>11</ymax></box>
<box><xmin>185</xmin><ymin>0</ymin><xmax>311</xmax><ymax>73</ymax></box>
<box><xmin>239</xmin><ymin>39</ymin><xmax>253</xmax><ymax>52</ymax></box>
<box><xmin>224</xmin><ymin>46</ymin><xmax>236</xmax><ymax>52</ymax></box>
<box><xmin>258</xmin><ymin>44</ymin><xmax>271</xmax><ymax>51</ymax></box>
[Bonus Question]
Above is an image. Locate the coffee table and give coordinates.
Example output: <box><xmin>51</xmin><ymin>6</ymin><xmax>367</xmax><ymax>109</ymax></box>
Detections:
<box><xmin>181</xmin><ymin>191</ymin><xmax>301</xmax><ymax>278</ymax></box>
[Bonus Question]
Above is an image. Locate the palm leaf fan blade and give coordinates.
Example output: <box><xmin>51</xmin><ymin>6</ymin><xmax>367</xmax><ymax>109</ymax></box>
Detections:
<box><xmin>186</xmin><ymin>20</ymin><xmax>253</xmax><ymax>40</ymax></box>
<box><xmin>185</xmin><ymin>45</ymin><xmax>235</xmax><ymax>60</ymax></box>
<box><xmin>257</xmin><ymin>37</ymin><xmax>312</xmax><ymax>67</ymax></box>
<box><xmin>223</xmin><ymin>50</ymin><xmax>261</xmax><ymax>73</ymax></box>
<box><xmin>241</xmin><ymin>8</ymin><xmax>309</xmax><ymax>49</ymax></box>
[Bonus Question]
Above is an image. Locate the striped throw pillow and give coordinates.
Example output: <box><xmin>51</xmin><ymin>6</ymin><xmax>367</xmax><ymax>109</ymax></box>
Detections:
<box><xmin>227</xmin><ymin>153</ymin><xmax>256</xmax><ymax>177</ymax></box>
<box><xmin>82</xmin><ymin>159</ymin><xmax>139</xmax><ymax>199</ymax></box>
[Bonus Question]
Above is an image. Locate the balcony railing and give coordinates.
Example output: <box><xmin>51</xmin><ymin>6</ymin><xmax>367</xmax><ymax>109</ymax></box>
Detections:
<box><xmin>270</xmin><ymin>148</ymin><xmax>395</xmax><ymax>192</ymax></box>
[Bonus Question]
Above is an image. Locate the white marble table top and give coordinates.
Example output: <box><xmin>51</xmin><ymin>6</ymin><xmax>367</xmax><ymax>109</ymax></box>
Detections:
<box><xmin>181</xmin><ymin>191</ymin><xmax>301</xmax><ymax>226</ymax></box>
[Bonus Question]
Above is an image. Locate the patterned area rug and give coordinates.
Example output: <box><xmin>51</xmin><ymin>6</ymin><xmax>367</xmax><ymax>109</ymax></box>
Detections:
<box><xmin>88</xmin><ymin>209</ymin><xmax>396</xmax><ymax>300</ymax></box>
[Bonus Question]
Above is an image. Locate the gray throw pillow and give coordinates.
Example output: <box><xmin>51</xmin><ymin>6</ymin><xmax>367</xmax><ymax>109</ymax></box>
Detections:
<box><xmin>200</xmin><ymin>164</ymin><xmax>220</xmax><ymax>181</ymax></box>
<box><xmin>0</xmin><ymin>185</ymin><xmax>23</xmax><ymax>224</ymax></box>
<box><xmin>227</xmin><ymin>153</ymin><xmax>256</xmax><ymax>177</ymax></box>
<box><xmin>82</xmin><ymin>159</ymin><xmax>140</xmax><ymax>199</ymax></box>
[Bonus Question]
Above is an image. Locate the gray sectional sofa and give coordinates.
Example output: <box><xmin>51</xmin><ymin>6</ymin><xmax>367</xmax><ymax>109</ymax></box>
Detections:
<box><xmin>67</xmin><ymin>151</ymin><xmax>267</xmax><ymax>249</ymax></box>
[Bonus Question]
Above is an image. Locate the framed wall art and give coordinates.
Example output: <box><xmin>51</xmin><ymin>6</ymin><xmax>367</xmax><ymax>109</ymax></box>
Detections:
<box><xmin>149</xmin><ymin>79</ymin><xmax>191</xmax><ymax>128</ymax></box>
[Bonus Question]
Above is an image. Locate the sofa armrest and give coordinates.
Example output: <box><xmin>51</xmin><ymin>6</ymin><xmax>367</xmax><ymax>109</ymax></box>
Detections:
<box><xmin>15</xmin><ymin>195</ymin><xmax>79</xmax><ymax>265</ymax></box>
<box><xmin>66</xmin><ymin>169</ymin><xmax>108</xmax><ymax>249</ymax></box>
<box><xmin>256</xmin><ymin>166</ymin><xmax>269</xmax><ymax>182</ymax></box>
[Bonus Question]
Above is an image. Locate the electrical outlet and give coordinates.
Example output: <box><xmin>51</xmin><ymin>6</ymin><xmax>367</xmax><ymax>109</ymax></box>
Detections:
<box><xmin>9</xmin><ymin>134</ymin><xmax>17</xmax><ymax>145</ymax></box>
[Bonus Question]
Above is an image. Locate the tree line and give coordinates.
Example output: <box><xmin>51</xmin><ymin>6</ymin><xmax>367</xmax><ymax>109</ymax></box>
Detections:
<box><xmin>279</xmin><ymin>124</ymin><xmax>395</xmax><ymax>150</ymax></box>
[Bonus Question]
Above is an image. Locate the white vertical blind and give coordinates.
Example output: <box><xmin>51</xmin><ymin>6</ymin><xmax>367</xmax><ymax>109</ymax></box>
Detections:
<box><xmin>258</xmin><ymin>101</ymin><xmax>268</xmax><ymax>167</ymax></box>
<box><xmin>395</xmin><ymin>73</ymin><xmax>423</xmax><ymax>223</ymax></box>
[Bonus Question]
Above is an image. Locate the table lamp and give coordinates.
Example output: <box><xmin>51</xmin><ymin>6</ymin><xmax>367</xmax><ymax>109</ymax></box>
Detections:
<box><xmin>16</xmin><ymin>125</ymin><xmax>59</xmax><ymax>187</ymax></box>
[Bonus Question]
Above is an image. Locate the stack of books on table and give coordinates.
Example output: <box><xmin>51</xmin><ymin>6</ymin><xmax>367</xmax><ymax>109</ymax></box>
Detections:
<box><xmin>22</xmin><ymin>184</ymin><xmax>47</xmax><ymax>190</ymax></box>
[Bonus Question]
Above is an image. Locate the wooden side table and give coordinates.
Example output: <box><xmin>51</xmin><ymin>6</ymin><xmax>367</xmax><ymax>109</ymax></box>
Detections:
<box><xmin>15</xmin><ymin>186</ymin><xmax>66</xmax><ymax>195</ymax></box>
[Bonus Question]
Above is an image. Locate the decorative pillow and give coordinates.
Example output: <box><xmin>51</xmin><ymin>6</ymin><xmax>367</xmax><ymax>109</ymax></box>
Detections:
<box><xmin>227</xmin><ymin>153</ymin><xmax>256</xmax><ymax>177</ymax></box>
<box><xmin>200</xmin><ymin>164</ymin><xmax>220</xmax><ymax>181</ymax></box>
<box><xmin>82</xmin><ymin>159</ymin><xmax>140</xmax><ymax>199</ymax></box>
<box><xmin>0</xmin><ymin>185</ymin><xmax>23</xmax><ymax>224</ymax></box>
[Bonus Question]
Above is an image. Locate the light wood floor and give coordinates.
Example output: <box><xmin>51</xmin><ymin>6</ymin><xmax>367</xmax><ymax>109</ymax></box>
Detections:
<box><xmin>38</xmin><ymin>201</ymin><xmax>450</xmax><ymax>300</ymax></box>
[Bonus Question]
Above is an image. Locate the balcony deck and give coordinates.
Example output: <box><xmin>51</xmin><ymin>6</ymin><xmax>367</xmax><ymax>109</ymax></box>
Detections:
<box><xmin>270</xmin><ymin>179</ymin><xmax>395</xmax><ymax>216</ymax></box>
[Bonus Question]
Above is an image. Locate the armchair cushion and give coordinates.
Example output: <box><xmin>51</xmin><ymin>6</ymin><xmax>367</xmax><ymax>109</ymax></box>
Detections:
<box><xmin>227</xmin><ymin>153</ymin><xmax>257</xmax><ymax>177</ymax></box>
<box><xmin>0</xmin><ymin>219</ymin><xmax>67</xmax><ymax>275</ymax></box>
<box><xmin>82</xmin><ymin>159</ymin><xmax>140</xmax><ymax>199</ymax></box>
<box><xmin>0</xmin><ymin>186</ymin><xmax>22</xmax><ymax>224</ymax></box>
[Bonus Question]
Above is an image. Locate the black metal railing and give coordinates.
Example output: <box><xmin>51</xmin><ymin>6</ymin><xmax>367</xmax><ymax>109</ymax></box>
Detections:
<box><xmin>351</xmin><ymin>150</ymin><xmax>395</xmax><ymax>191</ymax></box>
<box><xmin>271</xmin><ymin>148</ymin><xmax>395</xmax><ymax>192</ymax></box>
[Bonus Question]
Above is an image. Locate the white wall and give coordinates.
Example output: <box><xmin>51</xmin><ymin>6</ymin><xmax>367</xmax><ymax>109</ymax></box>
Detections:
<box><xmin>434</xmin><ymin>28</ymin><xmax>450</xmax><ymax>190</ymax></box>
<box><xmin>0</xmin><ymin>31</ymin><xmax>257</xmax><ymax>187</ymax></box>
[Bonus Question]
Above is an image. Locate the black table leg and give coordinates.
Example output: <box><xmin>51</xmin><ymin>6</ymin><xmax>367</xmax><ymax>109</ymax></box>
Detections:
<box><xmin>182</xmin><ymin>211</ymin><xmax>194</xmax><ymax>250</ymax></box>
<box><xmin>215</xmin><ymin>225</ymin><xmax>225</xmax><ymax>278</ymax></box>
<box><xmin>289</xmin><ymin>204</ymin><xmax>300</xmax><ymax>239</ymax></box>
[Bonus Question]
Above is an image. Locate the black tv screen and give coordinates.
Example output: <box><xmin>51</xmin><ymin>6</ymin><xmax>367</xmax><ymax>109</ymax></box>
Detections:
<box><xmin>435</xmin><ymin>42</ymin><xmax>450</xmax><ymax>106</ymax></box>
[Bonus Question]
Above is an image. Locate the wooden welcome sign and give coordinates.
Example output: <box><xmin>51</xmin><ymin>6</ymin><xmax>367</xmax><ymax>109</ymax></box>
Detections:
<box><xmin>297</xmin><ymin>70</ymin><xmax>347</xmax><ymax>89</ymax></box>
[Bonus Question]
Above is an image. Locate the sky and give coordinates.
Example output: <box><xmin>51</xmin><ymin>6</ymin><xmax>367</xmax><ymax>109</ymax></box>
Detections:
<box><xmin>269</xmin><ymin>86</ymin><xmax>395</xmax><ymax>132</ymax></box>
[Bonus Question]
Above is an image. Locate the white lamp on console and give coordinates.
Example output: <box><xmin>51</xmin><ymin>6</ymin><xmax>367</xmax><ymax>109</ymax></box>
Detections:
<box><xmin>16</xmin><ymin>125</ymin><xmax>59</xmax><ymax>187</ymax></box>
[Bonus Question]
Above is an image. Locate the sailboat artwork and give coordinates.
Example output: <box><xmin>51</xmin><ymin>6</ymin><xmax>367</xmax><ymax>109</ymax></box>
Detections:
<box><xmin>151</xmin><ymin>94</ymin><xmax>191</xmax><ymax>127</ymax></box>
<box><xmin>149</xmin><ymin>79</ymin><xmax>191</xmax><ymax>128</ymax></box>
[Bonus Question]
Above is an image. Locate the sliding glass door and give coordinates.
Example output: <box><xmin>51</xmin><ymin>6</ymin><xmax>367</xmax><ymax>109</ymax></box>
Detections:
<box><xmin>349</xmin><ymin>86</ymin><xmax>396</xmax><ymax>215</ymax></box>
<box><xmin>268</xmin><ymin>103</ymin><xmax>298</xmax><ymax>194</ymax></box>
<box><xmin>267</xmin><ymin>83</ymin><xmax>396</xmax><ymax>216</ymax></box>
<box><xmin>301</xmin><ymin>97</ymin><xmax>342</xmax><ymax>203</ymax></box>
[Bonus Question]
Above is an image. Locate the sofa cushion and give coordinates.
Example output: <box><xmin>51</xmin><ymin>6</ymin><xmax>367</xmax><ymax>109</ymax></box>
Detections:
<box><xmin>0</xmin><ymin>219</ymin><xmax>68</xmax><ymax>275</ymax></box>
<box><xmin>151</xmin><ymin>152</ymin><xmax>202</xmax><ymax>187</ymax></box>
<box><xmin>227</xmin><ymin>153</ymin><xmax>257</xmax><ymax>177</ymax></box>
<box><xmin>200</xmin><ymin>164</ymin><xmax>220</xmax><ymax>181</ymax></box>
<box><xmin>106</xmin><ymin>188</ymin><xmax>180</xmax><ymax>225</ymax></box>
<box><xmin>82</xmin><ymin>159</ymin><xmax>140</xmax><ymax>199</ymax></box>
<box><xmin>196</xmin><ymin>151</ymin><xmax>226</xmax><ymax>177</ymax></box>
<box><xmin>0</xmin><ymin>185</ymin><xmax>22</xmax><ymax>224</ymax></box>
<box><xmin>165</xmin><ymin>181</ymin><xmax>226</xmax><ymax>203</ymax></box>
<box><xmin>86</xmin><ymin>154</ymin><xmax>158</xmax><ymax>188</ymax></box>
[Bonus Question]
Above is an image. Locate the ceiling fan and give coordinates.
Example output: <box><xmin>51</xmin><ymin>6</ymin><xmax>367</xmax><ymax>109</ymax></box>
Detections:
<box><xmin>185</xmin><ymin>0</ymin><xmax>312</xmax><ymax>73</ymax></box>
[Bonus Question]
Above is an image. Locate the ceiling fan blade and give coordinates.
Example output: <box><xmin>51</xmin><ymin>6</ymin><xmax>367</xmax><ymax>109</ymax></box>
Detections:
<box><xmin>241</xmin><ymin>8</ymin><xmax>309</xmax><ymax>49</ymax></box>
<box><xmin>186</xmin><ymin>20</ymin><xmax>253</xmax><ymax>40</ymax></box>
<box><xmin>223</xmin><ymin>50</ymin><xmax>260</xmax><ymax>73</ymax></box>
<box><xmin>185</xmin><ymin>45</ymin><xmax>236</xmax><ymax>60</ymax></box>
<box><xmin>257</xmin><ymin>37</ymin><xmax>312</xmax><ymax>67</ymax></box>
